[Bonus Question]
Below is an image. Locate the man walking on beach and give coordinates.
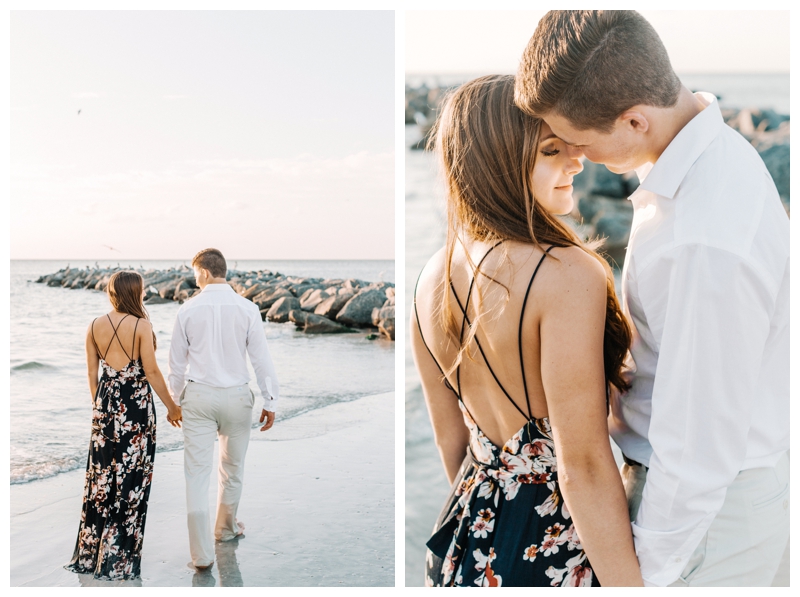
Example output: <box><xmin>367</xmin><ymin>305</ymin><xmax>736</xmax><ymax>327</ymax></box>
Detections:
<box><xmin>515</xmin><ymin>10</ymin><xmax>789</xmax><ymax>586</ymax></box>
<box><xmin>168</xmin><ymin>248</ymin><xmax>280</xmax><ymax>570</ymax></box>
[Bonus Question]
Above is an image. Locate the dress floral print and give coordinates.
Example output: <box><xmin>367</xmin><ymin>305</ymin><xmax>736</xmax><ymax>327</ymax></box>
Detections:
<box><xmin>423</xmin><ymin>404</ymin><xmax>598</xmax><ymax>587</ymax></box>
<box><xmin>65</xmin><ymin>316</ymin><xmax>156</xmax><ymax>581</ymax></box>
<box><xmin>415</xmin><ymin>243</ymin><xmax>599</xmax><ymax>587</ymax></box>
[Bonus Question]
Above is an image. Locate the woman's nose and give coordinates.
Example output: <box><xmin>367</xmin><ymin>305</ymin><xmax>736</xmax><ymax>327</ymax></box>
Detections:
<box><xmin>565</xmin><ymin>150</ymin><xmax>584</xmax><ymax>175</ymax></box>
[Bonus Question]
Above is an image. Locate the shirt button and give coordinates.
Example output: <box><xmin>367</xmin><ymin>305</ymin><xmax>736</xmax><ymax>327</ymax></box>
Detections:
<box><xmin>674</xmin><ymin>557</ymin><xmax>682</xmax><ymax>563</ymax></box>
<box><xmin>783</xmin><ymin>500</ymin><xmax>788</xmax><ymax>510</ymax></box>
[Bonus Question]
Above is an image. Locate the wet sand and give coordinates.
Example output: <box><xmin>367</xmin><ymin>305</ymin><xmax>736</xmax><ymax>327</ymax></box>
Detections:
<box><xmin>11</xmin><ymin>392</ymin><xmax>395</xmax><ymax>587</ymax></box>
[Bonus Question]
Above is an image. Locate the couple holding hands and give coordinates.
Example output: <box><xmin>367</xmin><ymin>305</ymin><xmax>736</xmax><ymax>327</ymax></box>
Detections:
<box><xmin>65</xmin><ymin>248</ymin><xmax>279</xmax><ymax>579</ymax></box>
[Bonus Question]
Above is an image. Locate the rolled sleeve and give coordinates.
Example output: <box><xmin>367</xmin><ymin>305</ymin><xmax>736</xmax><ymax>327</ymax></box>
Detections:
<box><xmin>632</xmin><ymin>244</ymin><xmax>774</xmax><ymax>585</ymax></box>
<box><xmin>246</xmin><ymin>307</ymin><xmax>279</xmax><ymax>411</ymax></box>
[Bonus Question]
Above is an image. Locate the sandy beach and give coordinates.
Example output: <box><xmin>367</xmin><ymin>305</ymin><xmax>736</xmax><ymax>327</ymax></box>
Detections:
<box><xmin>11</xmin><ymin>391</ymin><xmax>395</xmax><ymax>587</ymax></box>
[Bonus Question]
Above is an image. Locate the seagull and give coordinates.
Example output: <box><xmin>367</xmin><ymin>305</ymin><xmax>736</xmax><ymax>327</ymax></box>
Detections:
<box><xmin>77</xmin><ymin>109</ymin><xmax>81</xmax><ymax>115</ymax></box>
<box><xmin>102</xmin><ymin>244</ymin><xmax>122</xmax><ymax>253</ymax></box>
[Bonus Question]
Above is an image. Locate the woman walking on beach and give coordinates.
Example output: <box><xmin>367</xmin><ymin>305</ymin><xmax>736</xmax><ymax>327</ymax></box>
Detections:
<box><xmin>411</xmin><ymin>75</ymin><xmax>643</xmax><ymax>587</ymax></box>
<box><xmin>65</xmin><ymin>271</ymin><xmax>182</xmax><ymax>581</ymax></box>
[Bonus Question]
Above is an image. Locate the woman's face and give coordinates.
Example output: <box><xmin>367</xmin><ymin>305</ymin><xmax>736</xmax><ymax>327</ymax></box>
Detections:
<box><xmin>531</xmin><ymin>122</ymin><xmax>584</xmax><ymax>215</ymax></box>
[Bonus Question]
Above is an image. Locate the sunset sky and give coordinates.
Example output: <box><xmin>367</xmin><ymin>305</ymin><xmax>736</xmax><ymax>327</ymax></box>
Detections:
<box><xmin>10</xmin><ymin>11</ymin><xmax>395</xmax><ymax>260</ymax></box>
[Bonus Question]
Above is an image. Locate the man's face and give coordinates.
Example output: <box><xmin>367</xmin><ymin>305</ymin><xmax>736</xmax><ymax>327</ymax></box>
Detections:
<box><xmin>543</xmin><ymin>112</ymin><xmax>646</xmax><ymax>174</ymax></box>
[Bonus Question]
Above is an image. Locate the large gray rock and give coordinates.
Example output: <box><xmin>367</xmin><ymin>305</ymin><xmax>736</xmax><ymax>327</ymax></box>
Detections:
<box><xmin>300</xmin><ymin>288</ymin><xmax>330</xmax><ymax>311</ymax></box>
<box><xmin>372</xmin><ymin>304</ymin><xmax>395</xmax><ymax>340</ymax></box>
<box><xmin>314</xmin><ymin>289</ymin><xmax>355</xmax><ymax>319</ymax></box>
<box><xmin>266</xmin><ymin>297</ymin><xmax>302</xmax><ymax>323</ymax></box>
<box><xmin>336</xmin><ymin>287</ymin><xmax>388</xmax><ymax>326</ymax></box>
<box><xmin>758</xmin><ymin>143</ymin><xmax>790</xmax><ymax>205</ymax></box>
<box><xmin>252</xmin><ymin>287</ymin><xmax>293</xmax><ymax>311</ymax></box>
<box><xmin>295</xmin><ymin>312</ymin><xmax>357</xmax><ymax>334</ymax></box>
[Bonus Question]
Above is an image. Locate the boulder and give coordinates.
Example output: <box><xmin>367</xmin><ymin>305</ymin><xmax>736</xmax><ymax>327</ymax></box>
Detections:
<box><xmin>299</xmin><ymin>312</ymin><xmax>357</xmax><ymax>334</ymax></box>
<box><xmin>266</xmin><ymin>297</ymin><xmax>302</xmax><ymax>323</ymax></box>
<box><xmin>300</xmin><ymin>288</ymin><xmax>330</xmax><ymax>311</ymax></box>
<box><xmin>372</xmin><ymin>304</ymin><xmax>395</xmax><ymax>340</ymax></box>
<box><xmin>336</xmin><ymin>287</ymin><xmax>388</xmax><ymax>327</ymax></box>
<box><xmin>314</xmin><ymin>289</ymin><xmax>355</xmax><ymax>319</ymax></box>
<box><xmin>252</xmin><ymin>287</ymin><xmax>293</xmax><ymax>311</ymax></box>
<box><xmin>758</xmin><ymin>143</ymin><xmax>790</xmax><ymax>204</ymax></box>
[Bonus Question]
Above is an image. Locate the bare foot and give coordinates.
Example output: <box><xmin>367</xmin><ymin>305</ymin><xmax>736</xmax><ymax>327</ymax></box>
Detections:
<box><xmin>235</xmin><ymin>521</ymin><xmax>245</xmax><ymax>536</ymax></box>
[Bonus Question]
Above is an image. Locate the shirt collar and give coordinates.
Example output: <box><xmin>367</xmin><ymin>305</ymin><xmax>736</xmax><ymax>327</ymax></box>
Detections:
<box><xmin>635</xmin><ymin>92</ymin><xmax>724</xmax><ymax>200</ymax></box>
<box><xmin>201</xmin><ymin>283</ymin><xmax>233</xmax><ymax>292</ymax></box>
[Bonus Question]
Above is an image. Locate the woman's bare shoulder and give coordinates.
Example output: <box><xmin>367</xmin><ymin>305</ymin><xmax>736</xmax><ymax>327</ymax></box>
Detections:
<box><xmin>135</xmin><ymin>318</ymin><xmax>153</xmax><ymax>334</ymax></box>
<box><xmin>414</xmin><ymin>247</ymin><xmax>447</xmax><ymax>296</ymax></box>
<box><xmin>536</xmin><ymin>245</ymin><xmax>607</xmax><ymax>306</ymax></box>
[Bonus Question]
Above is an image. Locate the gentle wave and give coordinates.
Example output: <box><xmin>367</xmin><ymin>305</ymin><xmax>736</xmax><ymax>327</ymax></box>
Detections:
<box><xmin>11</xmin><ymin>361</ymin><xmax>58</xmax><ymax>372</ymax></box>
<box><xmin>10</xmin><ymin>392</ymin><xmax>376</xmax><ymax>485</ymax></box>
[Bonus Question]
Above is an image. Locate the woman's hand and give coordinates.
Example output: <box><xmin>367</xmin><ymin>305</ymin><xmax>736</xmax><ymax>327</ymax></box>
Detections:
<box><xmin>167</xmin><ymin>405</ymin><xmax>182</xmax><ymax>428</ymax></box>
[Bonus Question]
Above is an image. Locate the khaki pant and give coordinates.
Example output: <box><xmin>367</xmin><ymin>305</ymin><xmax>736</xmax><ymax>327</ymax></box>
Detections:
<box><xmin>182</xmin><ymin>382</ymin><xmax>254</xmax><ymax>567</ymax></box>
<box><xmin>622</xmin><ymin>452</ymin><xmax>790</xmax><ymax>586</ymax></box>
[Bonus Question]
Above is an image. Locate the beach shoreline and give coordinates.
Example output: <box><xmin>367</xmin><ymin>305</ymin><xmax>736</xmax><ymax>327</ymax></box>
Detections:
<box><xmin>11</xmin><ymin>391</ymin><xmax>395</xmax><ymax>587</ymax></box>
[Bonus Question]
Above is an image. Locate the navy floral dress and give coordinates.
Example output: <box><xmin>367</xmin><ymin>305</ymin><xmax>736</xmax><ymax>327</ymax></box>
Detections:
<box><xmin>416</xmin><ymin>244</ymin><xmax>600</xmax><ymax>587</ymax></box>
<box><xmin>65</xmin><ymin>316</ymin><xmax>156</xmax><ymax>581</ymax></box>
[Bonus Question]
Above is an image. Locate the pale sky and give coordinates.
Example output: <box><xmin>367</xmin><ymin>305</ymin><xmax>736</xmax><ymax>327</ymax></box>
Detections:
<box><xmin>406</xmin><ymin>10</ymin><xmax>790</xmax><ymax>75</ymax></box>
<box><xmin>10</xmin><ymin>10</ymin><xmax>394</xmax><ymax>260</ymax></box>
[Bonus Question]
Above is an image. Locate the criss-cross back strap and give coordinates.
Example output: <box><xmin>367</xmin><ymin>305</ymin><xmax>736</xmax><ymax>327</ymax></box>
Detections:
<box><xmin>518</xmin><ymin>245</ymin><xmax>557</xmax><ymax>418</ymax></box>
<box><xmin>413</xmin><ymin>272</ymin><xmax>459</xmax><ymax>397</ymax></box>
<box><xmin>103</xmin><ymin>314</ymin><xmax>131</xmax><ymax>361</ymax></box>
<box><xmin>131</xmin><ymin>317</ymin><xmax>140</xmax><ymax>360</ymax></box>
<box><xmin>449</xmin><ymin>241</ymin><xmax>535</xmax><ymax>421</ymax></box>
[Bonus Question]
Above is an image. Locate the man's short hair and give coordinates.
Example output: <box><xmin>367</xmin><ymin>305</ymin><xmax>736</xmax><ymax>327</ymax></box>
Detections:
<box><xmin>515</xmin><ymin>10</ymin><xmax>681</xmax><ymax>132</ymax></box>
<box><xmin>192</xmin><ymin>248</ymin><xmax>227</xmax><ymax>279</ymax></box>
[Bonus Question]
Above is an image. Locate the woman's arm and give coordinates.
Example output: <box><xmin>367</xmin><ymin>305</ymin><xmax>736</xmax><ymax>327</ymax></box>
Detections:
<box><xmin>411</xmin><ymin>308</ymin><xmax>469</xmax><ymax>485</ymax></box>
<box><xmin>538</xmin><ymin>249</ymin><xmax>643</xmax><ymax>587</ymax></box>
<box><xmin>85</xmin><ymin>324</ymin><xmax>100</xmax><ymax>399</ymax></box>
<box><xmin>137</xmin><ymin>321</ymin><xmax>182</xmax><ymax>427</ymax></box>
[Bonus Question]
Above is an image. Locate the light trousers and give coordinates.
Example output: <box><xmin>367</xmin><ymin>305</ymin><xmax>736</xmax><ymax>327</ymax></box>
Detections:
<box><xmin>622</xmin><ymin>451</ymin><xmax>790</xmax><ymax>587</ymax></box>
<box><xmin>182</xmin><ymin>382</ymin><xmax>254</xmax><ymax>567</ymax></box>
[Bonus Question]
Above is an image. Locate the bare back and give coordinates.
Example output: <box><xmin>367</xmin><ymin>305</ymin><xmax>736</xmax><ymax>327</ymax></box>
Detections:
<box><xmin>414</xmin><ymin>240</ymin><xmax>556</xmax><ymax>447</ymax></box>
<box><xmin>89</xmin><ymin>313</ymin><xmax>142</xmax><ymax>371</ymax></box>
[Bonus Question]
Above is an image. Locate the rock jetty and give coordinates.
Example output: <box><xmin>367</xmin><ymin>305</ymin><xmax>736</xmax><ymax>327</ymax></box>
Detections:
<box><xmin>407</xmin><ymin>82</ymin><xmax>790</xmax><ymax>266</ymax></box>
<box><xmin>35</xmin><ymin>266</ymin><xmax>396</xmax><ymax>341</ymax></box>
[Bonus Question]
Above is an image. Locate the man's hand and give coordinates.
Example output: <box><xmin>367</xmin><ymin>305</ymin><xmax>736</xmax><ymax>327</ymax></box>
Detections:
<box><xmin>259</xmin><ymin>409</ymin><xmax>275</xmax><ymax>432</ymax></box>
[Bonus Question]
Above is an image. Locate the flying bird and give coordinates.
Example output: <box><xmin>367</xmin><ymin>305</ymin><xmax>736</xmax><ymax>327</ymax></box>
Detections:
<box><xmin>102</xmin><ymin>244</ymin><xmax>122</xmax><ymax>253</ymax></box>
<box><xmin>77</xmin><ymin>109</ymin><xmax>81</xmax><ymax>115</ymax></box>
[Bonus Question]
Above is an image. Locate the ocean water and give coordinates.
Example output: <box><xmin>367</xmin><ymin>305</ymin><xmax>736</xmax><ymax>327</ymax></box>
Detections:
<box><xmin>404</xmin><ymin>73</ymin><xmax>789</xmax><ymax>585</ymax></box>
<box><xmin>10</xmin><ymin>259</ymin><xmax>394</xmax><ymax>485</ymax></box>
<box><xmin>407</xmin><ymin>72</ymin><xmax>790</xmax><ymax>114</ymax></box>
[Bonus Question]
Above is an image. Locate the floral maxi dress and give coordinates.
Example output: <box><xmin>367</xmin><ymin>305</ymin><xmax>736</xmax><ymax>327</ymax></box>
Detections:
<box><xmin>415</xmin><ymin>243</ymin><xmax>600</xmax><ymax>587</ymax></box>
<box><xmin>65</xmin><ymin>316</ymin><xmax>157</xmax><ymax>581</ymax></box>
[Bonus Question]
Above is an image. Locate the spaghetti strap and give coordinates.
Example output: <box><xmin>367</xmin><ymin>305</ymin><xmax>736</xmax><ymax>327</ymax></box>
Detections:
<box><xmin>413</xmin><ymin>273</ymin><xmax>458</xmax><ymax>397</ymax></box>
<box><xmin>90</xmin><ymin>318</ymin><xmax>102</xmax><ymax>358</ymax></box>
<box><xmin>131</xmin><ymin>318</ymin><xmax>140</xmax><ymax>360</ymax></box>
<box><xmin>103</xmin><ymin>314</ymin><xmax>132</xmax><ymax>361</ymax></box>
<box><xmin>518</xmin><ymin>245</ymin><xmax>557</xmax><ymax>418</ymax></box>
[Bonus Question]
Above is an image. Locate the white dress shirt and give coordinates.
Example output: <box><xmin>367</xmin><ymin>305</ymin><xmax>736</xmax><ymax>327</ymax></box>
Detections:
<box><xmin>168</xmin><ymin>283</ymin><xmax>280</xmax><ymax>410</ymax></box>
<box><xmin>609</xmin><ymin>92</ymin><xmax>789</xmax><ymax>586</ymax></box>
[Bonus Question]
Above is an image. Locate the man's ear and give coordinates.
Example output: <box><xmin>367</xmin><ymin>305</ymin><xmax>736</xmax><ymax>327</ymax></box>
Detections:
<box><xmin>618</xmin><ymin>109</ymin><xmax>649</xmax><ymax>134</ymax></box>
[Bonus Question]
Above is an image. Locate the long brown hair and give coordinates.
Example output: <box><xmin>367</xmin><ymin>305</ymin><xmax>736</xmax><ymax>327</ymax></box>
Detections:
<box><xmin>431</xmin><ymin>74</ymin><xmax>631</xmax><ymax>392</ymax></box>
<box><xmin>107</xmin><ymin>271</ymin><xmax>157</xmax><ymax>350</ymax></box>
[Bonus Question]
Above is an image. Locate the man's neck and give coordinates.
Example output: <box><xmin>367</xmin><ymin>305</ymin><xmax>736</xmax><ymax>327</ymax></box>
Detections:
<box><xmin>200</xmin><ymin>277</ymin><xmax>228</xmax><ymax>289</ymax></box>
<box><xmin>647</xmin><ymin>86</ymin><xmax>707</xmax><ymax>163</ymax></box>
